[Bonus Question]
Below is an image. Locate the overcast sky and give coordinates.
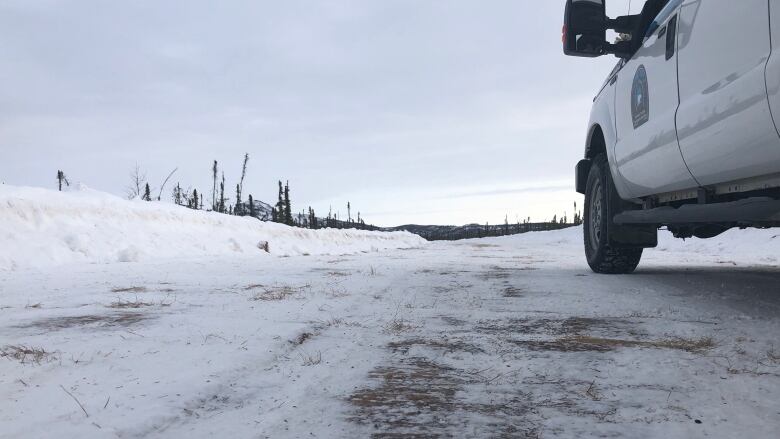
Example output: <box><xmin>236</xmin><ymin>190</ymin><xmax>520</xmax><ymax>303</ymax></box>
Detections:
<box><xmin>0</xmin><ymin>0</ymin><xmax>634</xmax><ymax>226</ymax></box>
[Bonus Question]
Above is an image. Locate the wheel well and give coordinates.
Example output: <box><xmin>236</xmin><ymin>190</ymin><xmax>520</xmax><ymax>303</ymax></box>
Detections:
<box><xmin>586</xmin><ymin>125</ymin><xmax>606</xmax><ymax>160</ymax></box>
<box><xmin>576</xmin><ymin>125</ymin><xmax>608</xmax><ymax>194</ymax></box>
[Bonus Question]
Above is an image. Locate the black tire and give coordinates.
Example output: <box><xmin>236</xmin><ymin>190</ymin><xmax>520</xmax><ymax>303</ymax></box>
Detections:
<box><xmin>583</xmin><ymin>155</ymin><xmax>643</xmax><ymax>274</ymax></box>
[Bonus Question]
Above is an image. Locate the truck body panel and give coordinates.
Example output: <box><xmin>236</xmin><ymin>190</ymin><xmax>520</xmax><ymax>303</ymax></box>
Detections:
<box><xmin>587</xmin><ymin>70</ymin><xmax>637</xmax><ymax>199</ymax></box>
<box><xmin>675</xmin><ymin>0</ymin><xmax>780</xmax><ymax>186</ymax></box>
<box><xmin>613</xmin><ymin>2</ymin><xmax>698</xmax><ymax>197</ymax></box>
<box><xmin>766</xmin><ymin>0</ymin><xmax>780</xmax><ymax>141</ymax></box>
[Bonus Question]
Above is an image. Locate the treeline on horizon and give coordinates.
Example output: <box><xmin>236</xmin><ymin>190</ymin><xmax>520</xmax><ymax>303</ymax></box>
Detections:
<box><xmin>56</xmin><ymin>156</ymin><xmax>374</xmax><ymax>231</ymax></box>
<box><xmin>53</xmin><ymin>159</ymin><xmax>583</xmax><ymax>240</ymax></box>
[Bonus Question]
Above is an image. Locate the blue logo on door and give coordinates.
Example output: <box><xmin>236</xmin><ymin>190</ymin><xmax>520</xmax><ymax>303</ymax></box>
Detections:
<box><xmin>631</xmin><ymin>65</ymin><xmax>650</xmax><ymax>129</ymax></box>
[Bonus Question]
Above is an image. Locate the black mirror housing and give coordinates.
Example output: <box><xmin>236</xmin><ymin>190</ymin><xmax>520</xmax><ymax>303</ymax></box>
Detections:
<box><xmin>563</xmin><ymin>0</ymin><xmax>608</xmax><ymax>57</ymax></box>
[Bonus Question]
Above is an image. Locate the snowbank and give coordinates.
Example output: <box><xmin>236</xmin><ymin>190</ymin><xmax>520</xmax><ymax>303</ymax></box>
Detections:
<box><xmin>481</xmin><ymin>225</ymin><xmax>780</xmax><ymax>267</ymax></box>
<box><xmin>0</xmin><ymin>185</ymin><xmax>426</xmax><ymax>271</ymax></box>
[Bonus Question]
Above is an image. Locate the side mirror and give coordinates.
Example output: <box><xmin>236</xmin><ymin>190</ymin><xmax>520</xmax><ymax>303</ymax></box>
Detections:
<box><xmin>563</xmin><ymin>0</ymin><xmax>607</xmax><ymax>57</ymax></box>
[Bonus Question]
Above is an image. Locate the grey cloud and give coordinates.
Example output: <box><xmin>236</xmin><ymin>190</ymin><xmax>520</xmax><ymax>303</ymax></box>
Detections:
<box><xmin>0</xmin><ymin>0</ymin><xmax>624</xmax><ymax>225</ymax></box>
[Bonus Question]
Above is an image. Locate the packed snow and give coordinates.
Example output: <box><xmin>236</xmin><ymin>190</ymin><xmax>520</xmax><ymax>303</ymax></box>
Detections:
<box><xmin>1</xmin><ymin>186</ymin><xmax>779</xmax><ymax>438</ymax></box>
<box><xmin>0</xmin><ymin>185</ymin><xmax>426</xmax><ymax>271</ymax></box>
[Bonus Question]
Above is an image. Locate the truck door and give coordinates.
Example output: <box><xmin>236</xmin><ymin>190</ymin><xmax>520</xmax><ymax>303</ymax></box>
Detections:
<box><xmin>765</xmin><ymin>1</ymin><xmax>780</xmax><ymax>152</ymax></box>
<box><xmin>614</xmin><ymin>0</ymin><xmax>697</xmax><ymax>197</ymax></box>
<box><xmin>676</xmin><ymin>0</ymin><xmax>780</xmax><ymax>186</ymax></box>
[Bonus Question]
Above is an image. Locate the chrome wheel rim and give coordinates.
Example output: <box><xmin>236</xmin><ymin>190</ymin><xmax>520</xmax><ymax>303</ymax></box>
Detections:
<box><xmin>589</xmin><ymin>181</ymin><xmax>603</xmax><ymax>249</ymax></box>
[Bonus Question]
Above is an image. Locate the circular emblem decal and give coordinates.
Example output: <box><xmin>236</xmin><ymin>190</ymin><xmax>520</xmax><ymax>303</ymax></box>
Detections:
<box><xmin>631</xmin><ymin>65</ymin><xmax>649</xmax><ymax>129</ymax></box>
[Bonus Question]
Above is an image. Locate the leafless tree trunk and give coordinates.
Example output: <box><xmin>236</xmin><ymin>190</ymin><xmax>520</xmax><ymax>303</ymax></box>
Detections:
<box><xmin>211</xmin><ymin>160</ymin><xmax>218</xmax><ymax>211</ymax></box>
<box><xmin>157</xmin><ymin>168</ymin><xmax>178</xmax><ymax>201</ymax></box>
<box><xmin>126</xmin><ymin>163</ymin><xmax>147</xmax><ymax>199</ymax></box>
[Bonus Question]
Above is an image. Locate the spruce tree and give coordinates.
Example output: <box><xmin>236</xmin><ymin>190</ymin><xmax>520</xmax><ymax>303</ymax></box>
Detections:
<box><xmin>271</xmin><ymin>207</ymin><xmax>278</xmax><ymax>222</ymax></box>
<box><xmin>283</xmin><ymin>181</ymin><xmax>292</xmax><ymax>226</ymax></box>
<box><xmin>173</xmin><ymin>183</ymin><xmax>182</xmax><ymax>205</ymax></box>
<box><xmin>56</xmin><ymin>170</ymin><xmax>70</xmax><ymax>191</ymax></box>
<box><xmin>249</xmin><ymin>194</ymin><xmax>256</xmax><ymax>217</ymax></box>
<box><xmin>235</xmin><ymin>183</ymin><xmax>242</xmax><ymax>216</ymax></box>
<box><xmin>276</xmin><ymin>181</ymin><xmax>284</xmax><ymax>223</ymax></box>
<box><xmin>143</xmin><ymin>183</ymin><xmax>152</xmax><ymax>201</ymax></box>
<box><xmin>219</xmin><ymin>173</ymin><xmax>225</xmax><ymax>213</ymax></box>
<box><xmin>192</xmin><ymin>189</ymin><xmax>199</xmax><ymax>209</ymax></box>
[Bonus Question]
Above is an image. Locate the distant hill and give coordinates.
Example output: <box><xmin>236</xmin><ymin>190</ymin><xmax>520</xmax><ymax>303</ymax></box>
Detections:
<box><xmin>381</xmin><ymin>223</ymin><xmax>575</xmax><ymax>241</ymax></box>
<box><xmin>239</xmin><ymin>199</ymin><xmax>575</xmax><ymax>241</ymax></box>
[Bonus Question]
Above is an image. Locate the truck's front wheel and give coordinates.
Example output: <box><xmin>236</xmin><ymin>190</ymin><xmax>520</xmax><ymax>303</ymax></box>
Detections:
<box><xmin>584</xmin><ymin>155</ymin><xmax>643</xmax><ymax>274</ymax></box>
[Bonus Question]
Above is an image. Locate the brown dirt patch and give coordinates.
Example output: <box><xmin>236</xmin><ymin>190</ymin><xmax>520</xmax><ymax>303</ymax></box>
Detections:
<box><xmin>349</xmin><ymin>357</ymin><xmax>539</xmax><ymax>438</ymax></box>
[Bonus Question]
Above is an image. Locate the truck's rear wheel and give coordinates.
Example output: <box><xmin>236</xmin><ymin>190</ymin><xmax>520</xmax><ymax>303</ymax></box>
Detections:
<box><xmin>584</xmin><ymin>155</ymin><xmax>643</xmax><ymax>274</ymax></box>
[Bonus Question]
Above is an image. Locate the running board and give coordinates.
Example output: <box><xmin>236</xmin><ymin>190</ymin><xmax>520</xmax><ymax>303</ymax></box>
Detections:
<box><xmin>613</xmin><ymin>197</ymin><xmax>780</xmax><ymax>225</ymax></box>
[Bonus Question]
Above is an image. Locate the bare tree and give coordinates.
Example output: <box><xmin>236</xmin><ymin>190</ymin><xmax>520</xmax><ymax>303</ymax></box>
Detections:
<box><xmin>211</xmin><ymin>160</ymin><xmax>218</xmax><ymax>211</ymax></box>
<box><xmin>236</xmin><ymin>153</ymin><xmax>249</xmax><ymax>215</ymax></box>
<box><xmin>126</xmin><ymin>163</ymin><xmax>147</xmax><ymax>199</ymax></box>
<box><xmin>157</xmin><ymin>168</ymin><xmax>178</xmax><ymax>201</ymax></box>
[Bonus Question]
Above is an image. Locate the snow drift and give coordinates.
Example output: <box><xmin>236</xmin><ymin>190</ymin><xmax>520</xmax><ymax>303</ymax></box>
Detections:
<box><xmin>0</xmin><ymin>185</ymin><xmax>426</xmax><ymax>271</ymax></box>
<box><xmin>480</xmin><ymin>223</ymin><xmax>780</xmax><ymax>267</ymax></box>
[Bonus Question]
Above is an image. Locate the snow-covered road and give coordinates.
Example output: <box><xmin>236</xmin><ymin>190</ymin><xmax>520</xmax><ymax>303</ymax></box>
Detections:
<box><xmin>2</xmin><ymin>227</ymin><xmax>780</xmax><ymax>438</ymax></box>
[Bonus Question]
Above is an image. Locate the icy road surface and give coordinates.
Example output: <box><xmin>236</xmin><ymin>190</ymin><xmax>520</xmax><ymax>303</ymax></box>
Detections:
<box><xmin>2</xmin><ymin>227</ymin><xmax>779</xmax><ymax>438</ymax></box>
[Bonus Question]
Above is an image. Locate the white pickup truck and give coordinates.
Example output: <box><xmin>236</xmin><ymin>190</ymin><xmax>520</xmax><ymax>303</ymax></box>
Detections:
<box><xmin>564</xmin><ymin>0</ymin><xmax>780</xmax><ymax>273</ymax></box>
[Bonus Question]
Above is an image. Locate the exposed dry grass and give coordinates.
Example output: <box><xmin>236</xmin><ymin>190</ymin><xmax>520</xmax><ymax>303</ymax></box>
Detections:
<box><xmin>503</xmin><ymin>287</ymin><xmax>524</xmax><ymax>298</ymax></box>
<box><xmin>349</xmin><ymin>357</ymin><xmax>539</xmax><ymax>438</ymax></box>
<box><xmin>111</xmin><ymin>286</ymin><xmax>148</xmax><ymax>293</ymax></box>
<box><xmin>388</xmin><ymin>337</ymin><xmax>484</xmax><ymax>354</ymax></box>
<box><xmin>1</xmin><ymin>345</ymin><xmax>57</xmax><ymax>364</ymax></box>
<box><xmin>107</xmin><ymin>298</ymin><xmax>155</xmax><ymax>309</ymax></box>
<box><xmin>17</xmin><ymin>312</ymin><xmax>150</xmax><ymax>331</ymax></box>
<box><xmin>290</xmin><ymin>332</ymin><xmax>315</xmax><ymax>346</ymax></box>
<box><xmin>249</xmin><ymin>285</ymin><xmax>300</xmax><ymax>301</ymax></box>
<box><xmin>768</xmin><ymin>347</ymin><xmax>780</xmax><ymax>363</ymax></box>
<box><xmin>383</xmin><ymin>318</ymin><xmax>417</xmax><ymax>334</ymax></box>
<box><xmin>300</xmin><ymin>350</ymin><xmax>322</xmax><ymax>366</ymax></box>
<box><xmin>514</xmin><ymin>335</ymin><xmax>714</xmax><ymax>353</ymax></box>
<box><xmin>326</xmin><ymin>287</ymin><xmax>351</xmax><ymax>299</ymax></box>
<box><xmin>470</xmin><ymin>243</ymin><xmax>500</xmax><ymax>248</ymax></box>
<box><xmin>318</xmin><ymin>318</ymin><xmax>363</xmax><ymax>329</ymax></box>
<box><xmin>25</xmin><ymin>302</ymin><xmax>42</xmax><ymax>309</ymax></box>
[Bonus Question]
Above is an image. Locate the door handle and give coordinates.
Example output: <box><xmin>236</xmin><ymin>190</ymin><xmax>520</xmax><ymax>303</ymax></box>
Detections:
<box><xmin>666</xmin><ymin>15</ymin><xmax>678</xmax><ymax>60</ymax></box>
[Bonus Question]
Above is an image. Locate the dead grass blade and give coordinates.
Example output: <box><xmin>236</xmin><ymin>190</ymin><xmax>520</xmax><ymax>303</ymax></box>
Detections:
<box><xmin>1</xmin><ymin>345</ymin><xmax>57</xmax><ymax>364</ymax></box>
